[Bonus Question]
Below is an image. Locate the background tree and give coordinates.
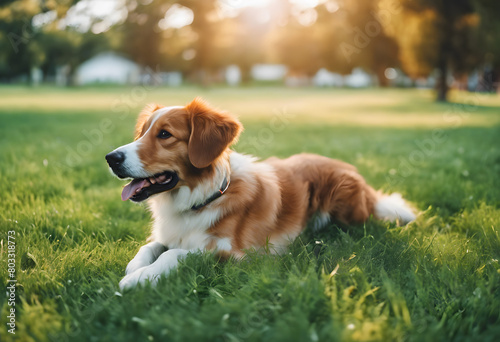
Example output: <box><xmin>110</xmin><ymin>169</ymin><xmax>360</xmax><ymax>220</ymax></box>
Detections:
<box><xmin>382</xmin><ymin>0</ymin><xmax>487</xmax><ymax>101</ymax></box>
<box><xmin>227</xmin><ymin>7</ymin><xmax>273</xmax><ymax>83</ymax></box>
<box><xmin>179</xmin><ymin>0</ymin><xmax>226</xmax><ymax>84</ymax></box>
<box><xmin>338</xmin><ymin>0</ymin><xmax>399</xmax><ymax>86</ymax></box>
<box><xmin>315</xmin><ymin>4</ymin><xmax>355</xmax><ymax>77</ymax></box>
<box><xmin>35</xmin><ymin>28</ymin><xmax>109</xmax><ymax>84</ymax></box>
<box><xmin>272</xmin><ymin>19</ymin><xmax>322</xmax><ymax>81</ymax></box>
<box><xmin>119</xmin><ymin>0</ymin><xmax>175</xmax><ymax>71</ymax></box>
<box><xmin>474</xmin><ymin>0</ymin><xmax>500</xmax><ymax>91</ymax></box>
<box><xmin>0</xmin><ymin>0</ymin><xmax>79</xmax><ymax>81</ymax></box>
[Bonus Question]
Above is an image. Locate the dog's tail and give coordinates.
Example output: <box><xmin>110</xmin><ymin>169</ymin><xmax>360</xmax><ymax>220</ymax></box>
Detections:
<box><xmin>374</xmin><ymin>193</ymin><xmax>416</xmax><ymax>225</ymax></box>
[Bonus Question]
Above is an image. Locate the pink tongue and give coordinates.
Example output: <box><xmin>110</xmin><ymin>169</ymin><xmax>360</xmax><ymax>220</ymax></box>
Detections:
<box><xmin>121</xmin><ymin>179</ymin><xmax>149</xmax><ymax>201</ymax></box>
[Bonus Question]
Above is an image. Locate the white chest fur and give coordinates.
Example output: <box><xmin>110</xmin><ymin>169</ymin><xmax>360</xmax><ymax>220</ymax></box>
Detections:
<box><xmin>148</xmin><ymin>190</ymin><xmax>221</xmax><ymax>249</ymax></box>
<box><xmin>147</xmin><ymin>153</ymin><xmax>260</xmax><ymax>250</ymax></box>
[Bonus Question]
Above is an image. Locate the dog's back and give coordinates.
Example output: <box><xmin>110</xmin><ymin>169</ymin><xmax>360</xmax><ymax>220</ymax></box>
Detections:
<box><xmin>266</xmin><ymin>153</ymin><xmax>378</xmax><ymax>225</ymax></box>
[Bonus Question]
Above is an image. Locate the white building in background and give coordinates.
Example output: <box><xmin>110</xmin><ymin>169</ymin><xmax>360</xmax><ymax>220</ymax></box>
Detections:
<box><xmin>344</xmin><ymin>68</ymin><xmax>373</xmax><ymax>88</ymax></box>
<box><xmin>311</xmin><ymin>67</ymin><xmax>373</xmax><ymax>88</ymax></box>
<box><xmin>313</xmin><ymin>68</ymin><xmax>344</xmax><ymax>87</ymax></box>
<box><xmin>74</xmin><ymin>53</ymin><xmax>375</xmax><ymax>88</ymax></box>
<box><xmin>225</xmin><ymin>65</ymin><xmax>241</xmax><ymax>86</ymax></box>
<box><xmin>75</xmin><ymin>52</ymin><xmax>141</xmax><ymax>85</ymax></box>
<box><xmin>155</xmin><ymin>72</ymin><xmax>183</xmax><ymax>87</ymax></box>
<box><xmin>251</xmin><ymin>64</ymin><xmax>288</xmax><ymax>81</ymax></box>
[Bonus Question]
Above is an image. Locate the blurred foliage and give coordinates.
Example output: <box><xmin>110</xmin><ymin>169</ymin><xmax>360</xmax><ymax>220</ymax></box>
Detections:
<box><xmin>0</xmin><ymin>0</ymin><xmax>81</xmax><ymax>80</ymax></box>
<box><xmin>383</xmin><ymin>0</ymin><xmax>500</xmax><ymax>100</ymax></box>
<box><xmin>0</xmin><ymin>0</ymin><xmax>499</xmax><ymax>99</ymax></box>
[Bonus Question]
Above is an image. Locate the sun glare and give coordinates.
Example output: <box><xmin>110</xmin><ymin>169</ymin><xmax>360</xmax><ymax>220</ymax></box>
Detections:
<box><xmin>219</xmin><ymin>0</ymin><xmax>321</xmax><ymax>9</ymax></box>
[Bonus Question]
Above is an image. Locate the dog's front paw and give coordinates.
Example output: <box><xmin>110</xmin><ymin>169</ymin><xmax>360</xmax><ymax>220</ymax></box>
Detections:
<box><xmin>119</xmin><ymin>268</ymin><xmax>160</xmax><ymax>290</ymax></box>
<box><xmin>124</xmin><ymin>242</ymin><xmax>168</xmax><ymax>275</ymax></box>
<box><xmin>125</xmin><ymin>258</ymin><xmax>148</xmax><ymax>275</ymax></box>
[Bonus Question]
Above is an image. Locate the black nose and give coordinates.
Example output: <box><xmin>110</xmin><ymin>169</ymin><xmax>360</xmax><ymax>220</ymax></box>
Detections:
<box><xmin>105</xmin><ymin>151</ymin><xmax>125</xmax><ymax>167</ymax></box>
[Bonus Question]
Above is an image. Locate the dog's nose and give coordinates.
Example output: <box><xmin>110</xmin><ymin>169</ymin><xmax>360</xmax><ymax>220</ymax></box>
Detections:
<box><xmin>106</xmin><ymin>151</ymin><xmax>125</xmax><ymax>167</ymax></box>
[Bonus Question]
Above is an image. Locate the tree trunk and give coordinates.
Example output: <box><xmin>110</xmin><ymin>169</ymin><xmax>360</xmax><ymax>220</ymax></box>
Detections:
<box><xmin>436</xmin><ymin>59</ymin><xmax>448</xmax><ymax>102</ymax></box>
<box><xmin>376</xmin><ymin>66</ymin><xmax>389</xmax><ymax>87</ymax></box>
<box><xmin>240</xmin><ymin>65</ymin><xmax>252</xmax><ymax>84</ymax></box>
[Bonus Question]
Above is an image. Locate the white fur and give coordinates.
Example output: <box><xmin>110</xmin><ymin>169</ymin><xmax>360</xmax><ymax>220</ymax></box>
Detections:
<box><xmin>216</xmin><ymin>238</ymin><xmax>232</xmax><ymax>252</ymax></box>
<box><xmin>151</xmin><ymin>106</ymin><xmax>183</xmax><ymax>118</ymax></box>
<box><xmin>119</xmin><ymin>248</ymin><xmax>191</xmax><ymax>290</ymax></box>
<box><xmin>147</xmin><ymin>155</ymin><xmax>230</xmax><ymax>249</ymax></box>
<box><xmin>229</xmin><ymin>152</ymin><xmax>258</xmax><ymax>172</ymax></box>
<box><xmin>120</xmin><ymin>189</ymin><xmax>220</xmax><ymax>290</ymax></box>
<box><xmin>112</xmin><ymin>141</ymin><xmax>149</xmax><ymax>177</ymax></box>
<box><xmin>309</xmin><ymin>212</ymin><xmax>331</xmax><ymax>231</ymax></box>
<box><xmin>149</xmin><ymin>194</ymin><xmax>221</xmax><ymax>249</ymax></box>
<box><xmin>375</xmin><ymin>193</ymin><xmax>416</xmax><ymax>224</ymax></box>
<box><xmin>124</xmin><ymin>241</ymin><xmax>166</xmax><ymax>275</ymax></box>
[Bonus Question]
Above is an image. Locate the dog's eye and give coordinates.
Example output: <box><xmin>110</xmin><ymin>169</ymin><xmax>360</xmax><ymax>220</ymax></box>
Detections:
<box><xmin>157</xmin><ymin>130</ymin><xmax>172</xmax><ymax>139</ymax></box>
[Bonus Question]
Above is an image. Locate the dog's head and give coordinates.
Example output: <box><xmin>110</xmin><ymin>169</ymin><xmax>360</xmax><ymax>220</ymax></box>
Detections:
<box><xmin>106</xmin><ymin>98</ymin><xmax>242</xmax><ymax>202</ymax></box>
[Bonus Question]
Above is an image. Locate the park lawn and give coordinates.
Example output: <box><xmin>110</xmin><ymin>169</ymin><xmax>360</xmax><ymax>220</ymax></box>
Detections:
<box><xmin>0</xmin><ymin>85</ymin><xmax>499</xmax><ymax>342</ymax></box>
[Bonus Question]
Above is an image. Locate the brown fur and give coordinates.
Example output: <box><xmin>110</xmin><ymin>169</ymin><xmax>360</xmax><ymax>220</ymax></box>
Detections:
<box><xmin>186</xmin><ymin>97</ymin><xmax>243</xmax><ymax>168</ymax></box>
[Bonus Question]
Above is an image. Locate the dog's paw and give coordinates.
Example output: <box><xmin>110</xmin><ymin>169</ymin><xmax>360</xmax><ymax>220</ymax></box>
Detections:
<box><xmin>119</xmin><ymin>268</ymin><xmax>160</xmax><ymax>290</ymax></box>
<box><xmin>125</xmin><ymin>242</ymin><xmax>168</xmax><ymax>275</ymax></box>
<box><xmin>125</xmin><ymin>258</ymin><xmax>148</xmax><ymax>275</ymax></box>
<box><xmin>119</xmin><ymin>248</ymin><xmax>189</xmax><ymax>290</ymax></box>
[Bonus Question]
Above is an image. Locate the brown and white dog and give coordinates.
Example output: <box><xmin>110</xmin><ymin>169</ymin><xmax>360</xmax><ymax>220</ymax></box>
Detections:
<box><xmin>106</xmin><ymin>98</ymin><xmax>416</xmax><ymax>290</ymax></box>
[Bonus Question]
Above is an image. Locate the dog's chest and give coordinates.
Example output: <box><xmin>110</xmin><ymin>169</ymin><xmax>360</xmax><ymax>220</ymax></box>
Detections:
<box><xmin>150</xmin><ymin>200</ymin><xmax>221</xmax><ymax>250</ymax></box>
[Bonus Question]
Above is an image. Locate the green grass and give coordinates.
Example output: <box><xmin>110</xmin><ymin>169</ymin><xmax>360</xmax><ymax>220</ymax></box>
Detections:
<box><xmin>0</xmin><ymin>86</ymin><xmax>499</xmax><ymax>342</ymax></box>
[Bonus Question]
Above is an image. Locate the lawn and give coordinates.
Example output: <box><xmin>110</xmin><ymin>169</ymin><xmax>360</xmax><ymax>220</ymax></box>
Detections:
<box><xmin>0</xmin><ymin>85</ymin><xmax>499</xmax><ymax>342</ymax></box>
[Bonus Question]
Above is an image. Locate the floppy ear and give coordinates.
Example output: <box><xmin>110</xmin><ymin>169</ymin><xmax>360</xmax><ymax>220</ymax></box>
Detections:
<box><xmin>134</xmin><ymin>103</ymin><xmax>163</xmax><ymax>140</ymax></box>
<box><xmin>186</xmin><ymin>98</ymin><xmax>242</xmax><ymax>169</ymax></box>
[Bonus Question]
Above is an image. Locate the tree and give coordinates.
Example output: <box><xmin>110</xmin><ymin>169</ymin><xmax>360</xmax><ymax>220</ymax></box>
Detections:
<box><xmin>119</xmin><ymin>0</ymin><xmax>175</xmax><ymax>70</ymax></box>
<box><xmin>382</xmin><ymin>0</ymin><xmax>491</xmax><ymax>101</ymax></box>
<box><xmin>474</xmin><ymin>0</ymin><xmax>500</xmax><ymax>91</ymax></box>
<box><xmin>0</xmin><ymin>0</ymin><xmax>79</xmax><ymax>81</ymax></box>
<box><xmin>35</xmin><ymin>28</ymin><xmax>109</xmax><ymax>85</ymax></box>
<box><xmin>119</xmin><ymin>0</ymin><xmax>231</xmax><ymax>84</ymax></box>
<box><xmin>227</xmin><ymin>7</ymin><xmax>272</xmax><ymax>83</ymax></box>
<box><xmin>272</xmin><ymin>19</ymin><xmax>323</xmax><ymax>80</ymax></box>
<box><xmin>344</xmin><ymin>0</ymin><xmax>399</xmax><ymax>87</ymax></box>
<box><xmin>289</xmin><ymin>0</ymin><xmax>400</xmax><ymax>86</ymax></box>
<box><xmin>179</xmin><ymin>0</ymin><xmax>228</xmax><ymax>83</ymax></box>
<box><xmin>315</xmin><ymin>5</ymin><xmax>356</xmax><ymax>76</ymax></box>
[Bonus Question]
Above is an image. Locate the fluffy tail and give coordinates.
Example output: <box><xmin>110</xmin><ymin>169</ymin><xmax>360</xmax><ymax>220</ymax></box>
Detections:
<box><xmin>374</xmin><ymin>193</ymin><xmax>416</xmax><ymax>225</ymax></box>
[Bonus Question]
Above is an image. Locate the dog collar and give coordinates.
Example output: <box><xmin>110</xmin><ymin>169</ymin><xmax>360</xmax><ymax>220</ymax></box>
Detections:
<box><xmin>191</xmin><ymin>177</ymin><xmax>230</xmax><ymax>210</ymax></box>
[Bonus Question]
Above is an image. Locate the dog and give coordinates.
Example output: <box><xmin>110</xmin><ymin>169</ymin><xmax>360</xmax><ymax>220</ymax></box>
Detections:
<box><xmin>105</xmin><ymin>98</ymin><xmax>416</xmax><ymax>290</ymax></box>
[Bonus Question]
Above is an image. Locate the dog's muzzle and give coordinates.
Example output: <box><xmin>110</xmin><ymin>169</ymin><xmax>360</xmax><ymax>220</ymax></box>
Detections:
<box><xmin>105</xmin><ymin>151</ymin><xmax>128</xmax><ymax>178</ymax></box>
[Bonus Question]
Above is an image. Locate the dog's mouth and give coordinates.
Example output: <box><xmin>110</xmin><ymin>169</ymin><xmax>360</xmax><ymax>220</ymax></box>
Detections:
<box><xmin>121</xmin><ymin>171</ymin><xmax>179</xmax><ymax>202</ymax></box>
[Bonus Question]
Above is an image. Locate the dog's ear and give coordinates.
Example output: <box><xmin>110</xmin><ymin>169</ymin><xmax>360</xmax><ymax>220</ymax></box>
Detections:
<box><xmin>187</xmin><ymin>98</ymin><xmax>242</xmax><ymax>169</ymax></box>
<box><xmin>135</xmin><ymin>103</ymin><xmax>163</xmax><ymax>140</ymax></box>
